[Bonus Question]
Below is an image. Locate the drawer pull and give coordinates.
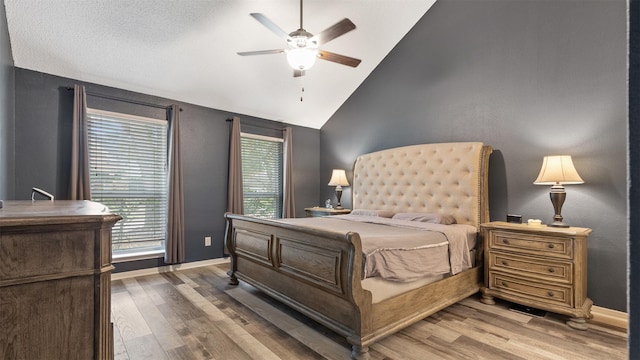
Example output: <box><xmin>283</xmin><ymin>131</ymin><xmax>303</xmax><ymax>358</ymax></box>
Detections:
<box><xmin>548</xmin><ymin>267</ymin><xmax>555</xmax><ymax>273</ymax></box>
<box><xmin>502</xmin><ymin>239</ymin><xmax>509</xmax><ymax>244</ymax></box>
<box><xmin>548</xmin><ymin>291</ymin><xmax>555</xmax><ymax>297</ymax></box>
<box><xmin>502</xmin><ymin>260</ymin><xmax>508</xmax><ymax>266</ymax></box>
<box><xmin>548</xmin><ymin>243</ymin><xmax>555</xmax><ymax>249</ymax></box>
<box><xmin>501</xmin><ymin>281</ymin><xmax>508</xmax><ymax>287</ymax></box>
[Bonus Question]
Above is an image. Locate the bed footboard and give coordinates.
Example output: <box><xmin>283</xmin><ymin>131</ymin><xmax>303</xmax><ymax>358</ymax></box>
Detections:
<box><xmin>224</xmin><ymin>213</ymin><xmax>373</xmax><ymax>343</ymax></box>
<box><xmin>224</xmin><ymin>213</ymin><xmax>483</xmax><ymax>359</ymax></box>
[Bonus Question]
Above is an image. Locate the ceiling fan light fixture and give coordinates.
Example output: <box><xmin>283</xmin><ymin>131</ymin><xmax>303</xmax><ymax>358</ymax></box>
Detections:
<box><xmin>240</xmin><ymin>3</ymin><xmax>360</xmax><ymax>75</ymax></box>
<box><xmin>286</xmin><ymin>47</ymin><xmax>318</xmax><ymax>70</ymax></box>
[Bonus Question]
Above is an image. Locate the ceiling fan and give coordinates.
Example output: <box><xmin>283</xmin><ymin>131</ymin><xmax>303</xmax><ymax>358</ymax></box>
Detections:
<box><xmin>237</xmin><ymin>0</ymin><xmax>362</xmax><ymax>77</ymax></box>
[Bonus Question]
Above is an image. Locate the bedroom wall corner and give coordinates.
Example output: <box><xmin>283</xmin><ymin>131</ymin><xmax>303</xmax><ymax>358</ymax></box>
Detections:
<box><xmin>0</xmin><ymin>1</ymin><xmax>15</xmax><ymax>200</ymax></box>
<box><xmin>628</xmin><ymin>0</ymin><xmax>639</xmax><ymax>357</ymax></box>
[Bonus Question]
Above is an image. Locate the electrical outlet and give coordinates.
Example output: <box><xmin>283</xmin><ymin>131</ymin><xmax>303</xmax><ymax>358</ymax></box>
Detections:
<box><xmin>204</xmin><ymin>236</ymin><xmax>212</xmax><ymax>246</ymax></box>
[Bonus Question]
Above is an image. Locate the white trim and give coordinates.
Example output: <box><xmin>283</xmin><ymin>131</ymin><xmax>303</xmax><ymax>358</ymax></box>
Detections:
<box><xmin>590</xmin><ymin>305</ymin><xmax>628</xmax><ymax>330</ymax></box>
<box><xmin>87</xmin><ymin>107</ymin><xmax>167</xmax><ymax>125</ymax></box>
<box><xmin>241</xmin><ymin>132</ymin><xmax>284</xmax><ymax>143</ymax></box>
<box><xmin>111</xmin><ymin>258</ymin><xmax>230</xmax><ymax>280</ymax></box>
<box><xmin>112</xmin><ymin>250</ymin><xmax>164</xmax><ymax>263</ymax></box>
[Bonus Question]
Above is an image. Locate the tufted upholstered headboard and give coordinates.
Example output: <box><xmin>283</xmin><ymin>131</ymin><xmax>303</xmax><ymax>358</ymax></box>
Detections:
<box><xmin>352</xmin><ymin>142</ymin><xmax>492</xmax><ymax>228</ymax></box>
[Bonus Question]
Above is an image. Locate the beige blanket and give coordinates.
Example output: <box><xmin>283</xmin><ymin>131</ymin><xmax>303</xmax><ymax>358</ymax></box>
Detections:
<box><xmin>275</xmin><ymin>215</ymin><xmax>476</xmax><ymax>282</ymax></box>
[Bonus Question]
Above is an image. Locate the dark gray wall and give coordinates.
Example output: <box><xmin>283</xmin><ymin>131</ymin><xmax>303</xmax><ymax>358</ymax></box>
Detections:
<box><xmin>0</xmin><ymin>1</ymin><xmax>14</xmax><ymax>200</ymax></box>
<box><xmin>629</xmin><ymin>1</ymin><xmax>639</xmax><ymax>357</ymax></box>
<box><xmin>321</xmin><ymin>0</ymin><xmax>627</xmax><ymax>312</ymax></box>
<box><xmin>13</xmin><ymin>68</ymin><xmax>320</xmax><ymax>271</ymax></box>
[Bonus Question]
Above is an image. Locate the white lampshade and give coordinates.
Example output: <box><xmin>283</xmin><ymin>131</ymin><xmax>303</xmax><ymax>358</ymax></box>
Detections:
<box><xmin>534</xmin><ymin>155</ymin><xmax>584</xmax><ymax>185</ymax></box>
<box><xmin>286</xmin><ymin>47</ymin><xmax>318</xmax><ymax>70</ymax></box>
<box><xmin>328</xmin><ymin>169</ymin><xmax>350</xmax><ymax>187</ymax></box>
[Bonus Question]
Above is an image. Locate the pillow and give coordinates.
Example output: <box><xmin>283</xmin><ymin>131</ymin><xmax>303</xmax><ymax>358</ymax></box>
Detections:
<box><xmin>392</xmin><ymin>212</ymin><xmax>457</xmax><ymax>225</ymax></box>
<box><xmin>350</xmin><ymin>209</ymin><xmax>395</xmax><ymax>218</ymax></box>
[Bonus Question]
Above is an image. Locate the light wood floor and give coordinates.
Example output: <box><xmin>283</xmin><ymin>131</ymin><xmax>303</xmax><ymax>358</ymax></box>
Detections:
<box><xmin>111</xmin><ymin>264</ymin><xmax>627</xmax><ymax>360</ymax></box>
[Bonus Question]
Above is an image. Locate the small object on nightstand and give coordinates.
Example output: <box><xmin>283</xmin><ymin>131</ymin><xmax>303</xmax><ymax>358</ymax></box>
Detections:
<box><xmin>527</xmin><ymin>218</ymin><xmax>542</xmax><ymax>227</ymax></box>
<box><xmin>480</xmin><ymin>221</ymin><xmax>592</xmax><ymax>330</ymax></box>
<box><xmin>305</xmin><ymin>207</ymin><xmax>351</xmax><ymax>217</ymax></box>
<box><xmin>506</xmin><ymin>214</ymin><xmax>522</xmax><ymax>223</ymax></box>
<box><xmin>325</xmin><ymin>199</ymin><xmax>332</xmax><ymax>209</ymax></box>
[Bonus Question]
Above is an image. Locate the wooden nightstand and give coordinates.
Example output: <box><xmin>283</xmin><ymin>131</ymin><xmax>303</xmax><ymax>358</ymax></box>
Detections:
<box><xmin>480</xmin><ymin>221</ymin><xmax>592</xmax><ymax>330</ymax></box>
<box><xmin>304</xmin><ymin>207</ymin><xmax>351</xmax><ymax>217</ymax></box>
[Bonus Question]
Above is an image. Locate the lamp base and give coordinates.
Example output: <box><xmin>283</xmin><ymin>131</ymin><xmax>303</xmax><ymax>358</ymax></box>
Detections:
<box><xmin>548</xmin><ymin>221</ymin><xmax>570</xmax><ymax>228</ymax></box>
<box><xmin>548</xmin><ymin>186</ymin><xmax>569</xmax><ymax>228</ymax></box>
<box><xmin>335</xmin><ymin>187</ymin><xmax>343</xmax><ymax>211</ymax></box>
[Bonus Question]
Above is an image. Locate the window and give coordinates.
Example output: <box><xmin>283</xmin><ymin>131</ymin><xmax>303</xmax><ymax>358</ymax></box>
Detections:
<box><xmin>241</xmin><ymin>133</ymin><xmax>283</xmax><ymax>218</ymax></box>
<box><xmin>87</xmin><ymin>108</ymin><xmax>168</xmax><ymax>257</ymax></box>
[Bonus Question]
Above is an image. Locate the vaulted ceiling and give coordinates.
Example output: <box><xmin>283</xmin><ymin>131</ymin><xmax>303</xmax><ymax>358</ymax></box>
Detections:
<box><xmin>4</xmin><ymin>0</ymin><xmax>435</xmax><ymax>129</ymax></box>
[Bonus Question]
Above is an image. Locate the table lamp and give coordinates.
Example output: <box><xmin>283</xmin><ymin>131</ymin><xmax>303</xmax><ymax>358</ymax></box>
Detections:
<box><xmin>533</xmin><ymin>155</ymin><xmax>584</xmax><ymax>227</ymax></box>
<box><xmin>328</xmin><ymin>169</ymin><xmax>350</xmax><ymax>210</ymax></box>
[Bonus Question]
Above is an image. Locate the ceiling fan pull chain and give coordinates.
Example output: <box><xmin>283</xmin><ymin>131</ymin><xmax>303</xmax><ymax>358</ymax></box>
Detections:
<box><xmin>300</xmin><ymin>76</ymin><xmax>305</xmax><ymax>102</ymax></box>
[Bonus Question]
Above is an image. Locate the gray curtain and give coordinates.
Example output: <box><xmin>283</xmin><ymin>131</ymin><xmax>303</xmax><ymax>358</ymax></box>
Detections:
<box><xmin>227</xmin><ymin>117</ymin><xmax>244</xmax><ymax>214</ymax></box>
<box><xmin>70</xmin><ymin>84</ymin><xmax>91</xmax><ymax>200</ymax></box>
<box><xmin>282</xmin><ymin>127</ymin><xmax>295</xmax><ymax>218</ymax></box>
<box><xmin>165</xmin><ymin>105</ymin><xmax>185</xmax><ymax>264</ymax></box>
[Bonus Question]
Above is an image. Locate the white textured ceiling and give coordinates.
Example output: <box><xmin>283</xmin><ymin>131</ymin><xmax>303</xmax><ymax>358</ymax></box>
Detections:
<box><xmin>4</xmin><ymin>0</ymin><xmax>435</xmax><ymax>129</ymax></box>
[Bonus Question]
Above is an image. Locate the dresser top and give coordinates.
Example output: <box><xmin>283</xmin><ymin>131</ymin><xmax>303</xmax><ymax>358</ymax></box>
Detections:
<box><xmin>0</xmin><ymin>200</ymin><xmax>121</xmax><ymax>226</ymax></box>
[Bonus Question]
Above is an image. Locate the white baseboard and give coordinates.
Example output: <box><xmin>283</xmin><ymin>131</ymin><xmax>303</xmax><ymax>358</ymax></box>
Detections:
<box><xmin>590</xmin><ymin>305</ymin><xmax>628</xmax><ymax>330</ymax></box>
<box><xmin>111</xmin><ymin>257</ymin><xmax>230</xmax><ymax>281</ymax></box>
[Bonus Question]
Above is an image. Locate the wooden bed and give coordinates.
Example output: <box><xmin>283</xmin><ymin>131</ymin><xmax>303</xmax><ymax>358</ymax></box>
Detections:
<box><xmin>224</xmin><ymin>142</ymin><xmax>492</xmax><ymax>359</ymax></box>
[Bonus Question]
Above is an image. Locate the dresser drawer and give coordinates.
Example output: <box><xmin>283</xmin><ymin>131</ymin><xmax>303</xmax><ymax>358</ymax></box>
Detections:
<box><xmin>489</xmin><ymin>272</ymin><xmax>573</xmax><ymax>307</ymax></box>
<box><xmin>0</xmin><ymin>230</ymin><xmax>95</xmax><ymax>282</ymax></box>
<box><xmin>489</xmin><ymin>252</ymin><xmax>572</xmax><ymax>284</ymax></box>
<box><xmin>489</xmin><ymin>230</ymin><xmax>573</xmax><ymax>260</ymax></box>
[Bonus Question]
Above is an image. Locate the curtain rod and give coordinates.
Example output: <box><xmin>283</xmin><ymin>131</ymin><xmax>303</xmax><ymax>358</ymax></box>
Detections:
<box><xmin>67</xmin><ymin>87</ymin><xmax>182</xmax><ymax>111</ymax></box>
<box><xmin>226</xmin><ymin>118</ymin><xmax>286</xmax><ymax>131</ymax></box>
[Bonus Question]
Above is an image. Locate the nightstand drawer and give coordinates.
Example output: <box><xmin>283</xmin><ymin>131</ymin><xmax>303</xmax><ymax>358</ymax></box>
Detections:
<box><xmin>490</xmin><ymin>252</ymin><xmax>572</xmax><ymax>284</ymax></box>
<box><xmin>489</xmin><ymin>230</ymin><xmax>573</xmax><ymax>260</ymax></box>
<box><xmin>489</xmin><ymin>273</ymin><xmax>572</xmax><ymax>307</ymax></box>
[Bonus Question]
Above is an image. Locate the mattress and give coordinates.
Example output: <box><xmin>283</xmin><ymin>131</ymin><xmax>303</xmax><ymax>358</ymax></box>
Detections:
<box><xmin>361</xmin><ymin>248</ymin><xmax>477</xmax><ymax>303</ymax></box>
<box><xmin>275</xmin><ymin>215</ymin><xmax>478</xmax><ymax>281</ymax></box>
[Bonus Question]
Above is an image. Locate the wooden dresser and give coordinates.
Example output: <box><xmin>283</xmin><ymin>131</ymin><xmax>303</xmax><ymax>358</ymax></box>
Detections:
<box><xmin>0</xmin><ymin>200</ymin><xmax>121</xmax><ymax>359</ymax></box>
<box><xmin>480</xmin><ymin>221</ymin><xmax>592</xmax><ymax>330</ymax></box>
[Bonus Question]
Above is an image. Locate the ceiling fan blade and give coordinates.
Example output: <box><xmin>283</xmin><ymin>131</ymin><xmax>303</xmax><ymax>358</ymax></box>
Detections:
<box><xmin>311</xmin><ymin>18</ymin><xmax>356</xmax><ymax>45</ymax></box>
<box><xmin>317</xmin><ymin>50</ymin><xmax>361</xmax><ymax>67</ymax></box>
<box><xmin>293</xmin><ymin>70</ymin><xmax>305</xmax><ymax>77</ymax></box>
<box><xmin>250</xmin><ymin>13</ymin><xmax>291</xmax><ymax>40</ymax></box>
<box><xmin>237</xmin><ymin>49</ymin><xmax>285</xmax><ymax>56</ymax></box>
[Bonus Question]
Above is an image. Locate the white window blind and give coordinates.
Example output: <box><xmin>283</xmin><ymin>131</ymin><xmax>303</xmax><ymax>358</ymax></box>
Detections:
<box><xmin>241</xmin><ymin>133</ymin><xmax>283</xmax><ymax>219</ymax></box>
<box><xmin>87</xmin><ymin>108</ymin><xmax>168</xmax><ymax>255</ymax></box>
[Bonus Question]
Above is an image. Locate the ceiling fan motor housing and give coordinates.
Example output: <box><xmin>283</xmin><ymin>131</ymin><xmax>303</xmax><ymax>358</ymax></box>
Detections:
<box><xmin>287</xmin><ymin>29</ymin><xmax>317</xmax><ymax>48</ymax></box>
